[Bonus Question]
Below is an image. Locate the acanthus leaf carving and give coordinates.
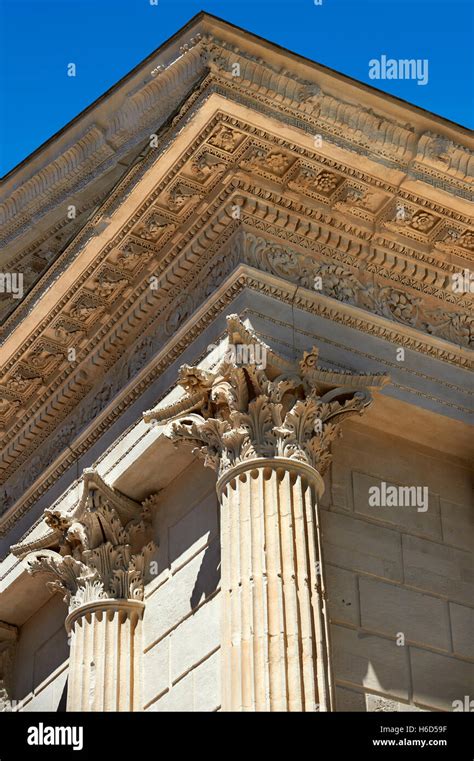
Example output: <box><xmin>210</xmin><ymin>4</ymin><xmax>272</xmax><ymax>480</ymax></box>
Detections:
<box><xmin>247</xmin><ymin>235</ymin><xmax>472</xmax><ymax>349</ymax></box>
<box><xmin>14</xmin><ymin>470</ymin><xmax>158</xmax><ymax>612</ymax></box>
<box><xmin>144</xmin><ymin>315</ymin><xmax>388</xmax><ymax>479</ymax></box>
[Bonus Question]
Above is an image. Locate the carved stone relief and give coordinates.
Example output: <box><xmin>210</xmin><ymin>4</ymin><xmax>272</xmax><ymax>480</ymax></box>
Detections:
<box><xmin>144</xmin><ymin>315</ymin><xmax>389</xmax><ymax>480</ymax></box>
<box><xmin>11</xmin><ymin>470</ymin><xmax>157</xmax><ymax>612</ymax></box>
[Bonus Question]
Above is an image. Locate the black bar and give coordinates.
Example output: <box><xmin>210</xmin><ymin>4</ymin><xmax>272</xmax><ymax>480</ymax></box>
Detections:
<box><xmin>0</xmin><ymin>710</ymin><xmax>472</xmax><ymax>760</ymax></box>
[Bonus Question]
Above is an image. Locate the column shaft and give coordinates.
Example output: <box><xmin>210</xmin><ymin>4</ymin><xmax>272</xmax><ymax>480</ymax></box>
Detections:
<box><xmin>219</xmin><ymin>463</ymin><xmax>333</xmax><ymax>712</ymax></box>
<box><xmin>66</xmin><ymin>601</ymin><xmax>144</xmax><ymax>712</ymax></box>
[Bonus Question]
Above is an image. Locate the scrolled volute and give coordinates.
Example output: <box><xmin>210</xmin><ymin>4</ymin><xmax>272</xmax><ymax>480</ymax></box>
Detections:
<box><xmin>144</xmin><ymin>316</ymin><xmax>388</xmax><ymax>478</ymax></box>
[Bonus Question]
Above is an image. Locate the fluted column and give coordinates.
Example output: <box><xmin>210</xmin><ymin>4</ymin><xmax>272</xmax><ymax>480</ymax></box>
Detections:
<box><xmin>218</xmin><ymin>460</ymin><xmax>331</xmax><ymax>711</ymax></box>
<box><xmin>143</xmin><ymin>314</ymin><xmax>388</xmax><ymax>712</ymax></box>
<box><xmin>16</xmin><ymin>470</ymin><xmax>157</xmax><ymax>712</ymax></box>
<box><xmin>0</xmin><ymin>622</ymin><xmax>18</xmax><ymax>712</ymax></box>
<box><xmin>65</xmin><ymin>600</ymin><xmax>144</xmax><ymax>711</ymax></box>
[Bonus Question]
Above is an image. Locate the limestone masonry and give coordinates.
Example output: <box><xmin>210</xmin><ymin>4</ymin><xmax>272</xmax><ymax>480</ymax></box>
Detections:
<box><xmin>0</xmin><ymin>12</ymin><xmax>472</xmax><ymax>713</ymax></box>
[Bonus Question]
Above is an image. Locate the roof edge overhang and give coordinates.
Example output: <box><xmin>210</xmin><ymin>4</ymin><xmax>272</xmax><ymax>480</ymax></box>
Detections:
<box><xmin>2</xmin><ymin>10</ymin><xmax>472</xmax><ymax>190</ymax></box>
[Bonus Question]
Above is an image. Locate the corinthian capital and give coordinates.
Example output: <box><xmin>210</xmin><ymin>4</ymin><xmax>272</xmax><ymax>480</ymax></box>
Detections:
<box><xmin>11</xmin><ymin>470</ymin><xmax>157</xmax><ymax>612</ymax></box>
<box><xmin>144</xmin><ymin>315</ymin><xmax>389</xmax><ymax>479</ymax></box>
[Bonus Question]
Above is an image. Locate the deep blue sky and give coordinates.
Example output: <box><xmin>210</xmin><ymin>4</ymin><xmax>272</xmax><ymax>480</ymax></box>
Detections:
<box><xmin>1</xmin><ymin>0</ymin><xmax>472</xmax><ymax>177</ymax></box>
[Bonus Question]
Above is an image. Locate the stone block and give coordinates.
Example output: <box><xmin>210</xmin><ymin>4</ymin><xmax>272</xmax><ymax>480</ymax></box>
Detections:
<box><xmin>353</xmin><ymin>471</ymin><xmax>442</xmax><ymax>541</ymax></box>
<box><xmin>143</xmin><ymin>637</ymin><xmax>169</xmax><ymax>706</ymax></box>
<box><xmin>193</xmin><ymin>649</ymin><xmax>220</xmax><ymax>712</ymax></box>
<box><xmin>402</xmin><ymin>535</ymin><xmax>474</xmax><ymax>606</ymax></box>
<box><xmin>335</xmin><ymin>686</ymin><xmax>366</xmax><ymax>711</ymax></box>
<box><xmin>325</xmin><ymin>564</ymin><xmax>359</xmax><ymax>626</ymax></box>
<box><xmin>169</xmin><ymin>491</ymin><xmax>218</xmax><ymax>571</ymax></box>
<box><xmin>322</xmin><ymin>511</ymin><xmax>403</xmax><ymax>582</ymax></box>
<box><xmin>449</xmin><ymin>603</ymin><xmax>474</xmax><ymax>659</ymax></box>
<box><xmin>359</xmin><ymin>577</ymin><xmax>450</xmax><ymax>651</ymax></box>
<box><xmin>331</xmin><ymin>624</ymin><xmax>410</xmax><ymax>701</ymax></box>
<box><xmin>144</xmin><ymin>539</ymin><xmax>220</xmax><ymax>648</ymax></box>
<box><xmin>410</xmin><ymin>648</ymin><xmax>474</xmax><ymax>711</ymax></box>
<box><xmin>170</xmin><ymin>595</ymin><xmax>220</xmax><ymax>683</ymax></box>
<box><xmin>440</xmin><ymin>499</ymin><xmax>474</xmax><ymax>552</ymax></box>
<box><xmin>148</xmin><ymin>671</ymin><xmax>193</xmax><ymax>712</ymax></box>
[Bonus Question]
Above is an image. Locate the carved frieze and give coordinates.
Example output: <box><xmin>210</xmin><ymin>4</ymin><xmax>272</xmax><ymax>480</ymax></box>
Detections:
<box><xmin>288</xmin><ymin>166</ymin><xmax>343</xmax><ymax>198</ymax></box>
<box><xmin>241</xmin><ymin>146</ymin><xmax>296</xmax><ymax>178</ymax></box>
<box><xmin>68</xmin><ymin>291</ymin><xmax>105</xmax><ymax>323</ymax></box>
<box><xmin>333</xmin><ymin>184</ymin><xmax>388</xmax><ymax>220</ymax></box>
<box><xmin>1</xmin><ymin>262</ymin><xmax>470</xmax><ymax>538</ymax></box>
<box><xmin>25</xmin><ymin>341</ymin><xmax>66</xmax><ymax>376</ymax></box>
<box><xmin>1</xmin><ymin>205</ymin><xmax>472</xmax><ymax>525</ymax></box>
<box><xmin>381</xmin><ymin>202</ymin><xmax>443</xmax><ymax>243</ymax></box>
<box><xmin>133</xmin><ymin>211</ymin><xmax>176</xmax><ymax>242</ymax></box>
<box><xmin>245</xmin><ymin>233</ymin><xmax>473</xmax><ymax>348</ymax></box>
<box><xmin>3</xmin><ymin>20</ymin><xmax>472</xmax><ymax>289</ymax></box>
<box><xmin>183</xmin><ymin>151</ymin><xmax>227</xmax><ymax>183</ymax></box>
<box><xmin>208</xmin><ymin>124</ymin><xmax>245</xmax><ymax>152</ymax></box>
<box><xmin>0</xmin><ymin>38</ymin><xmax>472</xmax><ymax>533</ymax></box>
<box><xmin>48</xmin><ymin>317</ymin><xmax>86</xmax><ymax>346</ymax></box>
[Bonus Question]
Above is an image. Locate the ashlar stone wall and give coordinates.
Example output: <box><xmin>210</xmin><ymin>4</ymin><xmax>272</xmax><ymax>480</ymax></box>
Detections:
<box><xmin>142</xmin><ymin>460</ymin><xmax>221</xmax><ymax>712</ymax></box>
<box><xmin>324</xmin><ymin>424</ymin><xmax>473</xmax><ymax>712</ymax></box>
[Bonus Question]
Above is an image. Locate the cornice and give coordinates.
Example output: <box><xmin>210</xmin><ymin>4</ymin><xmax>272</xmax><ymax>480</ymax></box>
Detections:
<box><xmin>0</xmin><ymin>40</ymin><xmax>205</xmax><ymax>238</ymax></box>
<box><xmin>0</xmin><ymin>110</ymin><xmax>472</xmax><ymax>503</ymax></box>
<box><xmin>1</xmin><ymin>18</ymin><xmax>472</xmax><ymax>324</ymax></box>
<box><xmin>3</xmin><ymin>25</ymin><xmax>472</xmax><ymax>227</ymax></box>
<box><xmin>1</xmin><ymin>200</ymin><xmax>471</xmax><ymax>489</ymax></box>
<box><xmin>0</xmin><ymin>260</ymin><xmax>472</xmax><ymax>538</ymax></box>
<box><xmin>2</xmin><ymin>109</ymin><xmax>472</xmax><ymax>346</ymax></box>
<box><xmin>1</xmin><ymin>52</ymin><xmax>472</xmax><ymax>537</ymax></box>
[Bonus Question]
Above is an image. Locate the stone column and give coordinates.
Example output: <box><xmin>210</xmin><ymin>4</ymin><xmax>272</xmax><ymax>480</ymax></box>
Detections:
<box><xmin>18</xmin><ymin>470</ymin><xmax>156</xmax><ymax>712</ymax></box>
<box><xmin>0</xmin><ymin>622</ymin><xmax>18</xmax><ymax>712</ymax></box>
<box><xmin>218</xmin><ymin>460</ymin><xmax>330</xmax><ymax>711</ymax></box>
<box><xmin>144</xmin><ymin>314</ymin><xmax>388</xmax><ymax>712</ymax></box>
<box><xmin>65</xmin><ymin>600</ymin><xmax>144</xmax><ymax>711</ymax></box>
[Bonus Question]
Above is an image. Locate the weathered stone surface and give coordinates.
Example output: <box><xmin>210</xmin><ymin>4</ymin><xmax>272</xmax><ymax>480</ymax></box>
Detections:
<box><xmin>336</xmin><ymin>688</ymin><xmax>429</xmax><ymax>712</ymax></box>
<box><xmin>146</xmin><ymin>672</ymin><xmax>194</xmax><ymax>713</ymax></box>
<box><xmin>169</xmin><ymin>492</ymin><xmax>219</xmax><ymax>572</ymax></box>
<box><xmin>193</xmin><ymin>650</ymin><xmax>221</xmax><ymax>712</ymax></box>
<box><xmin>144</xmin><ymin>539</ymin><xmax>220</xmax><ymax>648</ymax></box>
<box><xmin>326</xmin><ymin>564</ymin><xmax>359</xmax><ymax>626</ymax></box>
<box><xmin>359</xmin><ymin>577</ymin><xmax>450</xmax><ymax>651</ymax></box>
<box><xmin>335</xmin><ymin>686</ymin><xmax>366</xmax><ymax>711</ymax></box>
<box><xmin>440</xmin><ymin>499</ymin><xmax>474</xmax><ymax>552</ymax></box>
<box><xmin>402</xmin><ymin>534</ymin><xmax>474</xmax><ymax>606</ymax></box>
<box><xmin>410</xmin><ymin>648</ymin><xmax>474</xmax><ymax>711</ymax></box>
<box><xmin>21</xmin><ymin>668</ymin><xmax>68</xmax><ymax>713</ymax></box>
<box><xmin>322</xmin><ymin>511</ymin><xmax>403</xmax><ymax>582</ymax></box>
<box><xmin>331</xmin><ymin>625</ymin><xmax>410</xmax><ymax>701</ymax></box>
<box><xmin>143</xmin><ymin>638</ymin><xmax>169</xmax><ymax>706</ymax></box>
<box><xmin>169</xmin><ymin>596</ymin><xmax>220</xmax><ymax>683</ymax></box>
<box><xmin>353</xmin><ymin>471</ymin><xmax>442</xmax><ymax>541</ymax></box>
<box><xmin>449</xmin><ymin>603</ymin><xmax>474</xmax><ymax>659</ymax></box>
